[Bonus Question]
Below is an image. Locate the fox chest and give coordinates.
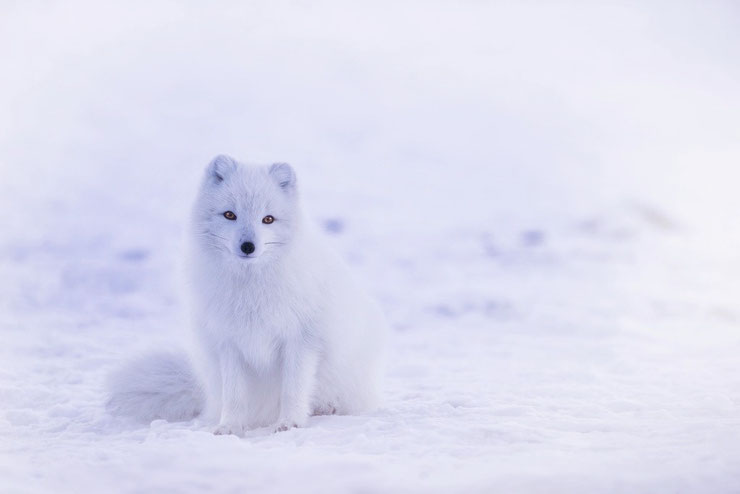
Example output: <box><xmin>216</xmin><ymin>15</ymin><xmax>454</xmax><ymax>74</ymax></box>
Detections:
<box><xmin>209</xmin><ymin>290</ymin><xmax>313</xmax><ymax>368</ymax></box>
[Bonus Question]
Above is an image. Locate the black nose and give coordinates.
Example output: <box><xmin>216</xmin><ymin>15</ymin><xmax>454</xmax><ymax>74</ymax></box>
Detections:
<box><xmin>240</xmin><ymin>242</ymin><xmax>255</xmax><ymax>255</ymax></box>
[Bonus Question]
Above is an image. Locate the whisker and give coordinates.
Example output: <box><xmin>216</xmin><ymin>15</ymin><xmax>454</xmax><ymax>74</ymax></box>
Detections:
<box><xmin>264</xmin><ymin>242</ymin><xmax>285</xmax><ymax>245</ymax></box>
<box><xmin>196</xmin><ymin>232</ymin><xmax>229</xmax><ymax>241</ymax></box>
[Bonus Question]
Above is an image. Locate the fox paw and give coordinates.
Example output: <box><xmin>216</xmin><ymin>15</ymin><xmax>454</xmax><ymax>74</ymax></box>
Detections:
<box><xmin>213</xmin><ymin>422</ymin><xmax>245</xmax><ymax>437</ymax></box>
<box><xmin>313</xmin><ymin>403</ymin><xmax>337</xmax><ymax>416</ymax></box>
<box><xmin>273</xmin><ymin>421</ymin><xmax>299</xmax><ymax>433</ymax></box>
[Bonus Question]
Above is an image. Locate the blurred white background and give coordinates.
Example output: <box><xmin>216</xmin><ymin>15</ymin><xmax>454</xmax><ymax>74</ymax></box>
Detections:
<box><xmin>2</xmin><ymin>1</ymin><xmax>739</xmax><ymax>238</ymax></box>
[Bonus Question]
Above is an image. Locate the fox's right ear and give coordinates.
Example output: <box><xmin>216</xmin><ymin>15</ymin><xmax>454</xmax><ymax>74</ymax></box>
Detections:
<box><xmin>206</xmin><ymin>155</ymin><xmax>237</xmax><ymax>183</ymax></box>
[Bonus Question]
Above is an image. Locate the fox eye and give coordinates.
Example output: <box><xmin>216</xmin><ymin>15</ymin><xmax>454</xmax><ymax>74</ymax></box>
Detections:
<box><xmin>262</xmin><ymin>215</ymin><xmax>275</xmax><ymax>224</ymax></box>
<box><xmin>223</xmin><ymin>211</ymin><xmax>237</xmax><ymax>220</ymax></box>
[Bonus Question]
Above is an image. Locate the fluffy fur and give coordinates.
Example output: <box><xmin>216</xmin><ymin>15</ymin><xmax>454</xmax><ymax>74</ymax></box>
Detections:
<box><xmin>106</xmin><ymin>352</ymin><xmax>205</xmax><ymax>422</ymax></box>
<box><xmin>107</xmin><ymin>155</ymin><xmax>387</xmax><ymax>435</ymax></box>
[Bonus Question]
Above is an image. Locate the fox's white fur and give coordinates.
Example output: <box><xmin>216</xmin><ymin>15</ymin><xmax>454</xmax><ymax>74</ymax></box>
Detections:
<box><xmin>107</xmin><ymin>155</ymin><xmax>387</xmax><ymax>434</ymax></box>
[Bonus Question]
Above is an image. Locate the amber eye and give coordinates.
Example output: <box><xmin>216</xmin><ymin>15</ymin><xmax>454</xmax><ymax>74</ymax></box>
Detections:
<box><xmin>262</xmin><ymin>215</ymin><xmax>274</xmax><ymax>224</ymax></box>
<box><xmin>223</xmin><ymin>211</ymin><xmax>236</xmax><ymax>220</ymax></box>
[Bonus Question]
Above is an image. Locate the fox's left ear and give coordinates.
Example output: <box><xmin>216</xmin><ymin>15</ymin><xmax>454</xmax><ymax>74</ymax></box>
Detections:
<box><xmin>269</xmin><ymin>163</ymin><xmax>296</xmax><ymax>192</ymax></box>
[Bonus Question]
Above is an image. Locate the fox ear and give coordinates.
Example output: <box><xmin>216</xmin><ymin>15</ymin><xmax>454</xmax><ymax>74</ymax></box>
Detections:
<box><xmin>269</xmin><ymin>163</ymin><xmax>296</xmax><ymax>192</ymax></box>
<box><xmin>206</xmin><ymin>155</ymin><xmax>237</xmax><ymax>183</ymax></box>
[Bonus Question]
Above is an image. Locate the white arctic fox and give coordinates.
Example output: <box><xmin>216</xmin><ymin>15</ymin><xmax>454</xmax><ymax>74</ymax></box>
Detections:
<box><xmin>107</xmin><ymin>155</ymin><xmax>387</xmax><ymax>435</ymax></box>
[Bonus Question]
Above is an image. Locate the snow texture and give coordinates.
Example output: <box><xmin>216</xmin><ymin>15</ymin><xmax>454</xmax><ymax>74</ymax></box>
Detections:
<box><xmin>1</xmin><ymin>1</ymin><xmax>739</xmax><ymax>492</ymax></box>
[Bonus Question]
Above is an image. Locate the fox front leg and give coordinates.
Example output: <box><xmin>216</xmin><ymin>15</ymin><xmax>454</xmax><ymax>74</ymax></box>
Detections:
<box><xmin>213</xmin><ymin>345</ymin><xmax>249</xmax><ymax>437</ymax></box>
<box><xmin>274</xmin><ymin>340</ymin><xmax>319</xmax><ymax>432</ymax></box>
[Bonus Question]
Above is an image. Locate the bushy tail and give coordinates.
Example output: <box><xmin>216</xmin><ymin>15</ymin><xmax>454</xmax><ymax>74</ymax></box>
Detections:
<box><xmin>106</xmin><ymin>351</ymin><xmax>205</xmax><ymax>423</ymax></box>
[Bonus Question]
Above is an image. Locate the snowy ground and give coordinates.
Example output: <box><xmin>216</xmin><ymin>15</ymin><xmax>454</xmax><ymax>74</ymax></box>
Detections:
<box><xmin>1</xmin><ymin>2</ymin><xmax>740</xmax><ymax>492</ymax></box>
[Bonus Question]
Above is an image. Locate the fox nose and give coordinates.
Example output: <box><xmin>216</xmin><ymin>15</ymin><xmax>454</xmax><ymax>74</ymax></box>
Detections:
<box><xmin>240</xmin><ymin>242</ymin><xmax>255</xmax><ymax>255</ymax></box>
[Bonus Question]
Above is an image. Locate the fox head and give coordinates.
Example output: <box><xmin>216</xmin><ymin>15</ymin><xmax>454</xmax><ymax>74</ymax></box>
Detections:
<box><xmin>192</xmin><ymin>155</ymin><xmax>299</xmax><ymax>264</ymax></box>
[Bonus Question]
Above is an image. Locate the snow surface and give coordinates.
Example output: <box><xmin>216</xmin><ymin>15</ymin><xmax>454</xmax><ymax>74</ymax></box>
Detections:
<box><xmin>1</xmin><ymin>1</ymin><xmax>740</xmax><ymax>492</ymax></box>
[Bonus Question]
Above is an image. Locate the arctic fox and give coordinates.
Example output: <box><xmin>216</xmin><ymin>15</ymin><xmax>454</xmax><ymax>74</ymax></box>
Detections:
<box><xmin>107</xmin><ymin>155</ymin><xmax>387</xmax><ymax>435</ymax></box>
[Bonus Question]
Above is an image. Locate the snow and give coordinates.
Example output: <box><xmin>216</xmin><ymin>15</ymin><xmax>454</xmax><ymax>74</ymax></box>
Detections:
<box><xmin>1</xmin><ymin>1</ymin><xmax>740</xmax><ymax>492</ymax></box>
